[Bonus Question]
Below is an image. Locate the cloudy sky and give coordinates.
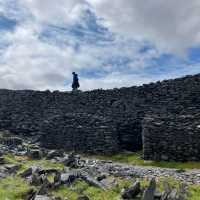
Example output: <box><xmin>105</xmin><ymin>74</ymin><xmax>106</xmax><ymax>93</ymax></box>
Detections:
<box><xmin>0</xmin><ymin>0</ymin><xmax>200</xmax><ymax>91</ymax></box>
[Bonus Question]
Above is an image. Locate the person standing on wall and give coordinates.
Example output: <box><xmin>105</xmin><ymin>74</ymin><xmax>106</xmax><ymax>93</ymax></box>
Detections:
<box><xmin>72</xmin><ymin>72</ymin><xmax>80</xmax><ymax>91</ymax></box>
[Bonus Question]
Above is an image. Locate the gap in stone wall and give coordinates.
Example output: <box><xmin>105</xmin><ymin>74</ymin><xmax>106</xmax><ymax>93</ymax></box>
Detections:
<box><xmin>117</xmin><ymin>120</ymin><xmax>143</xmax><ymax>152</ymax></box>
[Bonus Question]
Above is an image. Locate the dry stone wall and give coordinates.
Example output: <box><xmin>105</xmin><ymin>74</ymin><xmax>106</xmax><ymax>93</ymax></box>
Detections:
<box><xmin>0</xmin><ymin>74</ymin><xmax>200</xmax><ymax>159</ymax></box>
<box><xmin>142</xmin><ymin>114</ymin><xmax>200</xmax><ymax>161</ymax></box>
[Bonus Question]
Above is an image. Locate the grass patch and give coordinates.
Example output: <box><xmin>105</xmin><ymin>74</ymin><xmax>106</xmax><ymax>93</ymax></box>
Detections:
<box><xmin>52</xmin><ymin>177</ymin><xmax>188</xmax><ymax>200</ymax></box>
<box><xmin>0</xmin><ymin>176</ymin><xmax>31</xmax><ymax>200</ymax></box>
<box><xmin>91</xmin><ymin>152</ymin><xmax>200</xmax><ymax>170</ymax></box>
<box><xmin>51</xmin><ymin>178</ymin><xmax>133</xmax><ymax>200</ymax></box>
<box><xmin>3</xmin><ymin>154</ymin><xmax>64</xmax><ymax>174</ymax></box>
<box><xmin>188</xmin><ymin>185</ymin><xmax>200</xmax><ymax>200</ymax></box>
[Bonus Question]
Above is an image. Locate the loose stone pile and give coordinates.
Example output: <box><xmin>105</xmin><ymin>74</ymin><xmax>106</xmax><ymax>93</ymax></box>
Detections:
<box><xmin>0</xmin><ymin>134</ymin><xmax>193</xmax><ymax>200</ymax></box>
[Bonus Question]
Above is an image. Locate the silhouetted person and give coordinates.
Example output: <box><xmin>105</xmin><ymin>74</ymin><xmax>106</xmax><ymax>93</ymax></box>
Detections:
<box><xmin>72</xmin><ymin>72</ymin><xmax>80</xmax><ymax>91</ymax></box>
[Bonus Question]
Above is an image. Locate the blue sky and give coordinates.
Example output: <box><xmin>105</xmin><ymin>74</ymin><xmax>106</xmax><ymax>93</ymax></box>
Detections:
<box><xmin>0</xmin><ymin>0</ymin><xmax>200</xmax><ymax>91</ymax></box>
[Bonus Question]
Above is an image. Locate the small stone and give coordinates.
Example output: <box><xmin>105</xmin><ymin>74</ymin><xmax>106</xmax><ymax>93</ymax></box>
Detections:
<box><xmin>0</xmin><ymin>157</ymin><xmax>6</xmax><ymax>164</ymax></box>
<box><xmin>96</xmin><ymin>174</ymin><xmax>107</xmax><ymax>181</ymax></box>
<box><xmin>37</xmin><ymin>178</ymin><xmax>51</xmax><ymax>195</ymax></box>
<box><xmin>28</xmin><ymin>149</ymin><xmax>43</xmax><ymax>159</ymax></box>
<box><xmin>60</xmin><ymin>173</ymin><xmax>76</xmax><ymax>184</ymax></box>
<box><xmin>20</xmin><ymin>168</ymin><xmax>33</xmax><ymax>178</ymax></box>
<box><xmin>47</xmin><ymin>150</ymin><xmax>64</xmax><ymax>159</ymax></box>
<box><xmin>4</xmin><ymin>164</ymin><xmax>21</xmax><ymax>174</ymax></box>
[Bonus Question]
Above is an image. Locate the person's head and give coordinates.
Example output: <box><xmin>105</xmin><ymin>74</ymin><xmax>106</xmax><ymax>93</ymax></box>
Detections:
<box><xmin>72</xmin><ymin>72</ymin><xmax>75</xmax><ymax>75</ymax></box>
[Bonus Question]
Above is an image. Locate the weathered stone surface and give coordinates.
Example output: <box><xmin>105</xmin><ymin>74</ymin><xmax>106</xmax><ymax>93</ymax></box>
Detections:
<box><xmin>143</xmin><ymin>114</ymin><xmax>200</xmax><ymax>161</ymax></box>
<box><xmin>121</xmin><ymin>181</ymin><xmax>141</xmax><ymax>199</ymax></box>
<box><xmin>20</xmin><ymin>167</ymin><xmax>33</xmax><ymax>178</ymax></box>
<box><xmin>0</xmin><ymin>74</ymin><xmax>199</xmax><ymax>160</ymax></box>
<box><xmin>4</xmin><ymin>164</ymin><xmax>21</xmax><ymax>174</ymax></box>
<box><xmin>0</xmin><ymin>157</ymin><xmax>6</xmax><ymax>164</ymax></box>
<box><xmin>47</xmin><ymin>150</ymin><xmax>64</xmax><ymax>159</ymax></box>
<box><xmin>60</xmin><ymin>172</ymin><xmax>77</xmax><ymax>184</ymax></box>
<box><xmin>63</xmin><ymin>153</ymin><xmax>80</xmax><ymax>168</ymax></box>
<box><xmin>28</xmin><ymin>149</ymin><xmax>43</xmax><ymax>160</ymax></box>
<box><xmin>34</xmin><ymin>195</ymin><xmax>52</xmax><ymax>200</ymax></box>
<box><xmin>142</xmin><ymin>178</ymin><xmax>156</xmax><ymax>200</ymax></box>
<box><xmin>37</xmin><ymin>178</ymin><xmax>51</xmax><ymax>195</ymax></box>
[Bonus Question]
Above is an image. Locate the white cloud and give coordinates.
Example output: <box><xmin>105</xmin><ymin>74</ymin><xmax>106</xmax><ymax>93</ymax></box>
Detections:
<box><xmin>0</xmin><ymin>19</ymin><xmax>157</xmax><ymax>91</ymax></box>
<box><xmin>87</xmin><ymin>0</ymin><xmax>200</xmax><ymax>54</ymax></box>
<box><xmin>19</xmin><ymin>0</ymin><xmax>87</xmax><ymax>25</ymax></box>
<box><xmin>0</xmin><ymin>0</ymin><xmax>200</xmax><ymax>91</ymax></box>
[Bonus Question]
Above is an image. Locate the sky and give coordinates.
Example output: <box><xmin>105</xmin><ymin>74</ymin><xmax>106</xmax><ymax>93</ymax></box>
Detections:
<box><xmin>0</xmin><ymin>0</ymin><xmax>200</xmax><ymax>91</ymax></box>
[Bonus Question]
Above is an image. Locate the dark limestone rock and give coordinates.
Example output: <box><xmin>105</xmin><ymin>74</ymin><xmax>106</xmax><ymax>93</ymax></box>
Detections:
<box><xmin>121</xmin><ymin>181</ymin><xmax>141</xmax><ymax>199</ymax></box>
<box><xmin>24</xmin><ymin>188</ymin><xmax>37</xmax><ymax>200</ymax></box>
<box><xmin>4</xmin><ymin>164</ymin><xmax>21</xmax><ymax>174</ymax></box>
<box><xmin>142</xmin><ymin>178</ymin><xmax>156</xmax><ymax>200</ymax></box>
<box><xmin>80</xmin><ymin>172</ymin><xmax>105</xmax><ymax>189</ymax></box>
<box><xmin>34</xmin><ymin>195</ymin><xmax>52</xmax><ymax>200</ymax></box>
<box><xmin>63</xmin><ymin>153</ymin><xmax>80</xmax><ymax>168</ymax></box>
<box><xmin>96</xmin><ymin>174</ymin><xmax>107</xmax><ymax>181</ymax></box>
<box><xmin>100</xmin><ymin>177</ymin><xmax>116</xmax><ymax>188</ymax></box>
<box><xmin>46</xmin><ymin>150</ymin><xmax>64</xmax><ymax>159</ymax></box>
<box><xmin>28</xmin><ymin>149</ymin><xmax>43</xmax><ymax>160</ymax></box>
<box><xmin>20</xmin><ymin>168</ymin><xmax>33</xmax><ymax>178</ymax></box>
<box><xmin>60</xmin><ymin>172</ymin><xmax>77</xmax><ymax>185</ymax></box>
<box><xmin>0</xmin><ymin>157</ymin><xmax>6</xmax><ymax>164</ymax></box>
<box><xmin>53</xmin><ymin>171</ymin><xmax>61</xmax><ymax>187</ymax></box>
<box><xmin>77</xmin><ymin>196</ymin><xmax>90</xmax><ymax>200</ymax></box>
<box><xmin>37</xmin><ymin>178</ymin><xmax>51</xmax><ymax>195</ymax></box>
<box><xmin>31</xmin><ymin>173</ymin><xmax>43</xmax><ymax>186</ymax></box>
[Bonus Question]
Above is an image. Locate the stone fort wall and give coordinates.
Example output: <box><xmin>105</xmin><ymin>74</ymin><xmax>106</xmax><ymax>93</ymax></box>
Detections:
<box><xmin>0</xmin><ymin>74</ymin><xmax>200</xmax><ymax>161</ymax></box>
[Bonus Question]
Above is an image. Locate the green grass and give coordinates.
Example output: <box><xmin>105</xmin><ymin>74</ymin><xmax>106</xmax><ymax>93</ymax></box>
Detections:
<box><xmin>0</xmin><ymin>176</ymin><xmax>32</xmax><ymax>200</ymax></box>
<box><xmin>3</xmin><ymin>154</ymin><xmax>64</xmax><ymax>174</ymax></box>
<box><xmin>91</xmin><ymin>152</ymin><xmax>200</xmax><ymax>170</ymax></box>
<box><xmin>2</xmin><ymin>153</ymin><xmax>200</xmax><ymax>200</ymax></box>
<box><xmin>51</xmin><ymin>178</ymin><xmax>133</xmax><ymax>200</ymax></box>
<box><xmin>188</xmin><ymin>185</ymin><xmax>200</xmax><ymax>200</ymax></box>
<box><xmin>52</xmin><ymin>177</ymin><xmax>200</xmax><ymax>200</ymax></box>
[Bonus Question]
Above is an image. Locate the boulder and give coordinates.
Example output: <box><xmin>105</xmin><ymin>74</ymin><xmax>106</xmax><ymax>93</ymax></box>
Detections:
<box><xmin>142</xmin><ymin>178</ymin><xmax>156</xmax><ymax>200</ymax></box>
<box><xmin>168</xmin><ymin>189</ymin><xmax>178</xmax><ymax>200</ymax></box>
<box><xmin>100</xmin><ymin>177</ymin><xmax>116</xmax><ymax>188</ymax></box>
<box><xmin>0</xmin><ymin>157</ymin><xmax>6</xmax><ymax>164</ymax></box>
<box><xmin>63</xmin><ymin>153</ymin><xmax>79</xmax><ymax>168</ymax></box>
<box><xmin>37</xmin><ymin>178</ymin><xmax>51</xmax><ymax>195</ymax></box>
<box><xmin>47</xmin><ymin>150</ymin><xmax>64</xmax><ymax>159</ymax></box>
<box><xmin>20</xmin><ymin>168</ymin><xmax>33</xmax><ymax>178</ymax></box>
<box><xmin>31</xmin><ymin>173</ymin><xmax>43</xmax><ymax>186</ymax></box>
<box><xmin>20</xmin><ymin>166</ymin><xmax>43</xmax><ymax>178</ymax></box>
<box><xmin>60</xmin><ymin>173</ymin><xmax>77</xmax><ymax>184</ymax></box>
<box><xmin>121</xmin><ymin>181</ymin><xmax>141</xmax><ymax>199</ymax></box>
<box><xmin>4</xmin><ymin>164</ymin><xmax>21</xmax><ymax>174</ymax></box>
<box><xmin>24</xmin><ymin>188</ymin><xmax>37</xmax><ymax>200</ymax></box>
<box><xmin>34</xmin><ymin>195</ymin><xmax>52</xmax><ymax>200</ymax></box>
<box><xmin>28</xmin><ymin>149</ymin><xmax>43</xmax><ymax>159</ymax></box>
<box><xmin>80</xmin><ymin>172</ymin><xmax>105</xmax><ymax>189</ymax></box>
<box><xmin>53</xmin><ymin>171</ymin><xmax>61</xmax><ymax>188</ymax></box>
<box><xmin>161</xmin><ymin>180</ymin><xmax>172</xmax><ymax>200</ymax></box>
<box><xmin>96</xmin><ymin>174</ymin><xmax>107</xmax><ymax>181</ymax></box>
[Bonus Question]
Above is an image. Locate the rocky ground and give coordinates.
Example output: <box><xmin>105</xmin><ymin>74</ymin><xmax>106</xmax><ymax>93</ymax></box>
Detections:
<box><xmin>0</xmin><ymin>131</ymin><xmax>199</xmax><ymax>200</ymax></box>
